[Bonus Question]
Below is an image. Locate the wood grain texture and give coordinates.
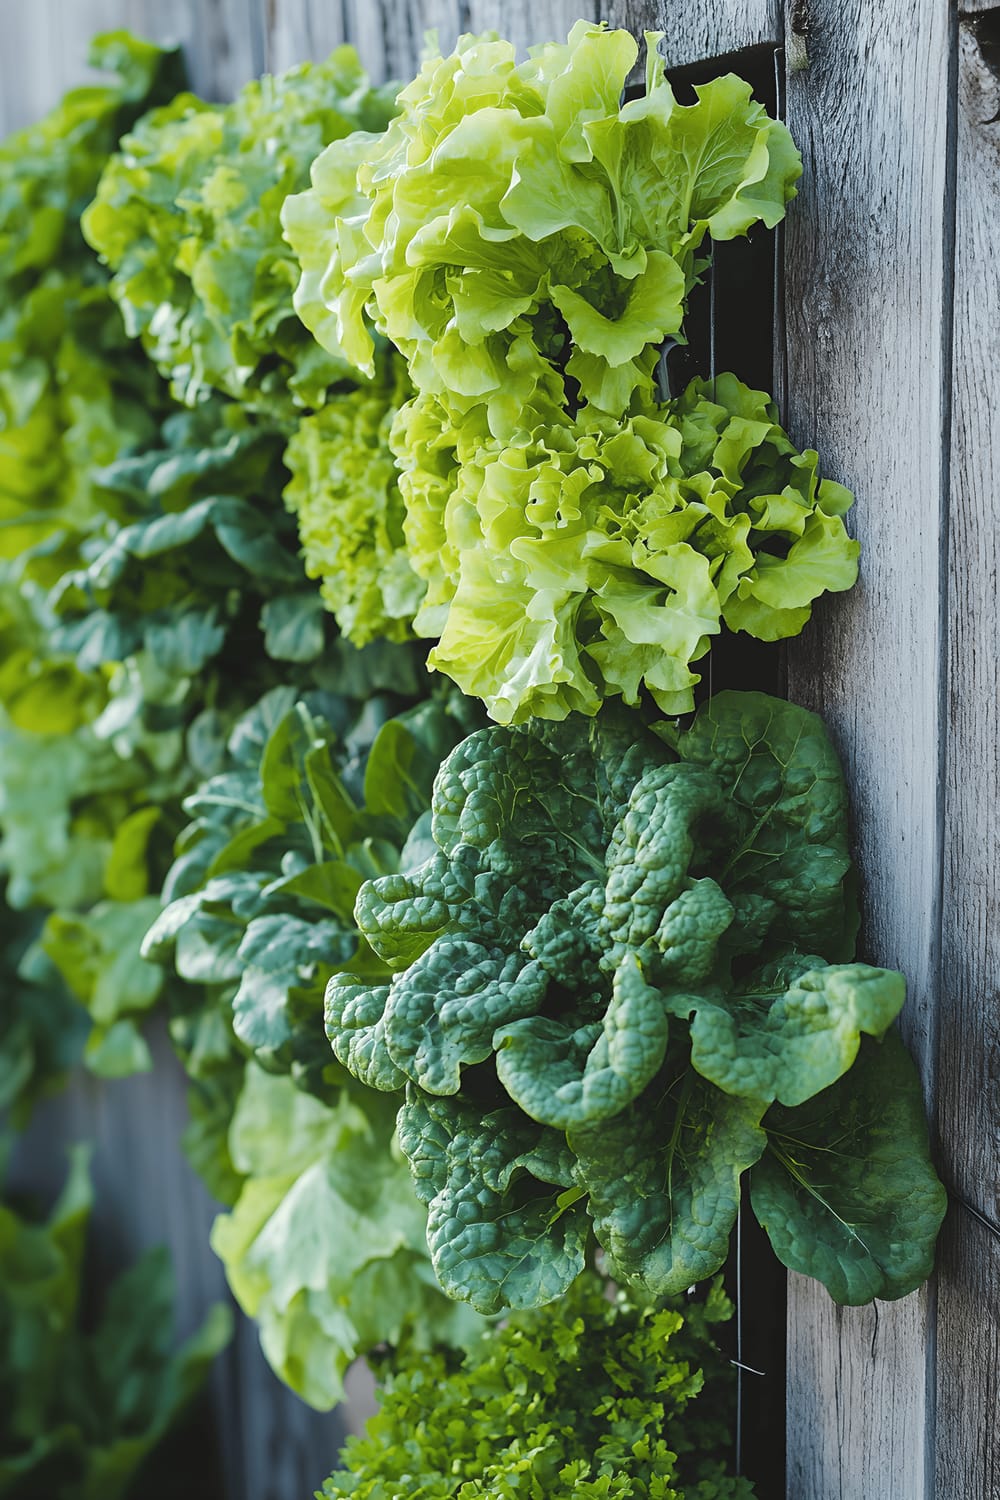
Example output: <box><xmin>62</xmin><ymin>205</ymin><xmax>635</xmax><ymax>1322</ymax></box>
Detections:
<box><xmin>467</xmin><ymin>0</ymin><xmax>597</xmax><ymax>50</ymax></box>
<box><xmin>781</xmin><ymin>0</ymin><xmax>952</xmax><ymax>1494</ymax></box>
<box><xmin>598</xmin><ymin>0</ymin><xmax>779</xmax><ymax>71</ymax></box>
<box><xmin>935</xmin><ymin>17</ymin><xmax>1000</xmax><ymax>1496</ymax></box>
<box><xmin>936</xmin><ymin>1210</ymin><xmax>1000</xmax><ymax>1498</ymax></box>
<box><xmin>0</xmin><ymin>0</ymin><xmax>259</xmax><ymax>127</ymax></box>
<box><xmin>259</xmin><ymin>0</ymin><xmax>466</xmax><ymax>84</ymax></box>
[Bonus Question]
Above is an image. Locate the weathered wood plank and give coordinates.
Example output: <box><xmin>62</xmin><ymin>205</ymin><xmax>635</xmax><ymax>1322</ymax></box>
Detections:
<box><xmin>598</xmin><ymin>0</ymin><xmax>779</xmax><ymax>70</ymax></box>
<box><xmin>936</xmin><ymin>1211</ymin><xmax>1000</xmax><ymax>1497</ymax></box>
<box><xmin>935</xmin><ymin>16</ymin><xmax>1000</xmax><ymax>1496</ymax></box>
<box><xmin>467</xmin><ymin>0</ymin><xmax>598</xmax><ymax>50</ymax></box>
<box><xmin>780</xmin><ymin>0</ymin><xmax>952</xmax><ymax>1495</ymax></box>
<box><xmin>258</xmin><ymin>0</ymin><xmax>465</xmax><ymax>83</ymax></box>
<box><xmin>0</xmin><ymin>0</ymin><xmax>258</xmax><ymax>129</ymax></box>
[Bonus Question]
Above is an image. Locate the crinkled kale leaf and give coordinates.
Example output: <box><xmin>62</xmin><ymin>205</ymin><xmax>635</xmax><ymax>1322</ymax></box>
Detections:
<box><xmin>326</xmin><ymin>691</ymin><xmax>945</xmax><ymax>1311</ymax></box>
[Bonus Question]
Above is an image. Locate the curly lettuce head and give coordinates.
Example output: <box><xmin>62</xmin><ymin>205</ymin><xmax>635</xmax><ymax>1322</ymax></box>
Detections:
<box><xmin>283</xmin><ymin>22</ymin><xmax>801</xmax><ymax>428</ymax></box>
<box><xmin>84</xmin><ymin>48</ymin><xmax>398</xmax><ymax>417</ymax></box>
<box><xmin>394</xmin><ymin>374</ymin><xmax>858</xmax><ymax>723</ymax></box>
<box><xmin>283</xmin><ymin>355</ymin><xmax>425</xmax><ymax>646</ymax></box>
<box><xmin>0</xmin><ymin>33</ymin><xmax>178</xmax><ymax>559</ymax></box>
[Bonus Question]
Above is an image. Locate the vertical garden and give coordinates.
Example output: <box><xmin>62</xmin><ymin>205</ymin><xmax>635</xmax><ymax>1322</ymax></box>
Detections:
<box><xmin>0</xmin><ymin>18</ymin><xmax>950</xmax><ymax>1498</ymax></box>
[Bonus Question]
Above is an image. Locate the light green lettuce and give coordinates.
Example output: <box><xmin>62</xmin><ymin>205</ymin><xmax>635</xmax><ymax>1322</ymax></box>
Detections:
<box><xmin>0</xmin><ymin>32</ymin><xmax>178</xmax><ymax>561</ymax></box>
<box><xmin>210</xmin><ymin>1064</ymin><xmax>483</xmax><ymax>1410</ymax></box>
<box><xmin>394</xmin><ymin>374</ymin><xmax>858</xmax><ymax>723</ymax></box>
<box><xmin>84</xmin><ymin>49</ymin><xmax>397</xmax><ymax>417</ymax></box>
<box><xmin>322</xmin><ymin>1272</ymin><xmax>755</xmax><ymax>1499</ymax></box>
<box><xmin>282</xmin><ymin>355</ymin><xmax>425</xmax><ymax>645</ymax></box>
<box><xmin>284</xmin><ymin>24</ymin><xmax>856</xmax><ymax>724</ymax></box>
<box><xmin>283</xmin><ymin>22</ymin><xmax>800</xmax><ymax>428</ymax></box>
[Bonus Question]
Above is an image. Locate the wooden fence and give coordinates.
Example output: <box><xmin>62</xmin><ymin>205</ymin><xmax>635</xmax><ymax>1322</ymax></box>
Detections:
<box><xmin>2</xmin><ymin>1</ymin><xmax>997</xmax><ymax>1496</ymax></box>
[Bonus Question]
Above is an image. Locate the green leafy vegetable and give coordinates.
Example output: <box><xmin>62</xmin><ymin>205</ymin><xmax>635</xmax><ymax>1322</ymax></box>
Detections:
<box><xmin>142</xmin><ymin>672</ymin><xmax>477</xmax><ymax>1096</ymax></box>
<box><xmin>210</xmin><ymin>1064</ymin><xmax>483</xmax><ymax>1411</ymax></box>
<box><xmin>394</xmin><ymin>373</ymin><xmax>858</xmax><ymax>721</ymax></box>
<box><xmin>285</xmin><ymin>24</ymin><xmax>799</xmax><ymax>415</ymax></box>
<box><xmin>282</xmin><ymin>356</ymin><xmax>425</xmax><ymax>644</ymax></box>
<box><xmin>750</xmin><ymin>1031</ymin><xmax>945</xmax><ymax>1304</ymax></box>
<box><xmin>284</xmin><ymin>23</ymin><xmax>857</xmax><ymax>722</ymax></box>
<box><xmin>0</xmin><ymin>31</ymin><xmax>178</xmax><ymax>561</ymax></box>
<box><xmin>0</xmin><ymin>895</ymin><xmax>87</xmax><ymax>1126</ymax></box>
<box><xmin>0</xmin><ymin>1146</ymin><xmax>231</xmax><ymax>1498</ymax></box>
<box><xmin>321</xmin><ymin>1270</ymin><xmax>756</xmax><ymax>1499</ymax></box>
<box><xmin>139</xmin><ymin>674</ymin><xmax>486</xmax><ymax>1402</ymax></box>
<box><xmin>84</xmin><ymin>49</ymin><xmax>396</xmax><ymax>416</ymax></box>
<box><xmin>326</xmin><ymin>691</ymin><xmax>945</xmax><ymax>1310</ymax></box>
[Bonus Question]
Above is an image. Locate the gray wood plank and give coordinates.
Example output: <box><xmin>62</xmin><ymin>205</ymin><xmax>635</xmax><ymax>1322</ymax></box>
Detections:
<box><xmin>598</xmin><ymin>0</ymin><xmax>779</xmax><ymax>71</ymax></box>
<box><xmin>780</xmin><ymin>0</ymin><xmax>952</xmax><ymax>1495</ymax></box>
<box><xmin>936</xmin><ymin>1211</ymin><xmax>1000</xmax><ymax>1498</ymax></box>
<box><xmin>466</xmin><ymin>0</ymin><xmax>598</xmax><ymax>50</ymax></box>
<box><xmin>936</xmin><ymin>16</ymin><xmax>1000</xmax><ymax>1496</ymax></box>
<box><xmin>0</xmin><ymin>0</ymin><xmax>258</xmax><ymax>131</ymax></box>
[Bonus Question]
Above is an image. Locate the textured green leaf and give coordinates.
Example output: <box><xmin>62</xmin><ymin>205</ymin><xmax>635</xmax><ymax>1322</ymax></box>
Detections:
<box><xmin>398</xmin><ymin>1091</ymin><xmax>587</xmax><ymax>1314</ymax></box>
<box><xmin>751</xmin><ymin>1031</ymin><xmax>947</xmax><ymax>1303</ymax></box>
<box><xmin>571</xmin><ymin>1065</ymin><xmax>766</xmax><ymax>1295</ymax></box>
<box><xmin>210</xmin><ymin>1067</ymin><xmax>482</xmax><ymax>1409</ymax></box>
<box><xmin>671</xmin><ymin>959</ymin><xmax>906</xmax><ymax>1106</ymax></box>
<box><xmin>495</xmin><ymin>954</ymin><xmax>669</xmax><ymax>1128</ymax></box>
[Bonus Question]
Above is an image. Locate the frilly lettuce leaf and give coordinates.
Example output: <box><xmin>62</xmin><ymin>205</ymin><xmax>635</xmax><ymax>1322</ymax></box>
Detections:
<box><xmin>326</xmin><ymin>692</ymin><xmax>944</xmax><ymax>1310</ymax></box>
<box><xmin>281</xmin><ymin>24</ymin><xmax>852</xmax><ymax>728</ymax></box>
<box><xmin>84</xmin><ymin>49</ymin><xmax>397</xmax><ymax>416</ymax></box>
<box><xmin>321</xmin><ymin>1268</ymin><xmax>756</xmax><ymax>1499</ymax></box>
<box><xmin>282</xmin><ymin>354</ymin><xmax>425</xmax><ymax>645</ymax></box>
<box><xmin>284</xmin><ymin>23</ymin><xmax>800</xmax><ymax>424</ymax></box>
<box><xmin>0</xmin><ymin>32</ymin><xmax>177</xmax><ymax>565</ymax></box>
<box><xmin>393</xmin><ymin>373</ymin><xmax>857</xmax><ymax>723</ymax></box>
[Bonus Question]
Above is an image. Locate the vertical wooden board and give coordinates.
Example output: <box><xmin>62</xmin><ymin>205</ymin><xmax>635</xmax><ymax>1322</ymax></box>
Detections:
<box><xmin>351</xmin><ymin>0</ymin><xmax>464</xmax><ymax>82</ymax></box>
<box><xmin>940</xmin><ymin>4</ymin><xmax>1000</xmax><ymax>1262</ymax></box>
<box><xmin>228</xmin><ymin>1317</ymin><xmax>348</xmax><ymax>1500</ymax></box>
<box><xmin>935</xmin><ymin>16</ymin><xmax>1000</xmax><ymax>1496</ymax></box>
<box><xmin>6</xmin><ymin>1021</ymin><xmax>352</xmax><ymax>1500</ymax></box>
<box><xmin>780</xmin><ymin>0</ymin><xmax>952</xmax><ymax>1496</ymax></box>
<box><xmin>0</xmin><ymin>0</ymin><xmax>260</xmax><ymax>132</ymax></box>
<box><xmin>466</xmin><ymin>0</ymin><xmax>598</xmax><ymax>49</ymax></box>
<box><xmin>936</xmin><ymin>1212</ymin><xmax>1000</xmax><ymax>1497</ymax></box>
<box><xmin>8</xmin><ymin>1023</ymin><xmax>225</xmax><ymax>1339</ymax></box>
<box><xmin>597</xmin><ymin>0</ymin><xmax>779</xmax><ymax>70</ymax></box>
